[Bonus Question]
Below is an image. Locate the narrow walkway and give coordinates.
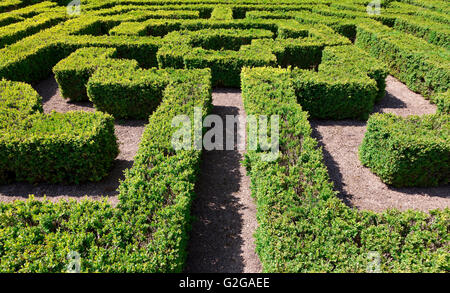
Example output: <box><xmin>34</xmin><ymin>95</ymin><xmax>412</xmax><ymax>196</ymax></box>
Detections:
<box><xmin>311</xmin><ymin>76</ymin><xmax>450</xmax><ymax>212</ymax></box>
<box><xmin>185</xmin><ymin>89</ymin><xmax>262</xmax><ymax>273</ymax></box>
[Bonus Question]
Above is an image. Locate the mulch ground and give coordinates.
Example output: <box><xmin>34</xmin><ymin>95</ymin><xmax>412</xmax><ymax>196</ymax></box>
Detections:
<box><xmin>311</xmin><ymin>75</ymin><xmax>450</xmax><ymax>212</ymax></box>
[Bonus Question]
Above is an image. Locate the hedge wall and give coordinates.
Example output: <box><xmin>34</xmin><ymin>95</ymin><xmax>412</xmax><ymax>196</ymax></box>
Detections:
<box><xmin>355</xmin><ymin>19</ymin><xmax>449</xmax><ymax>99</ymax></box>
<box><xmin>359</xmin><ymin>113</ymin><xmax>450</xmax><ymax>187</ymax></box>
<box><xmin>241</xmin><ymin>66</ymin><xmax>449</xmax><ymax>273</ymax></box>
<box><xmin>0</xmin><ymin>80</ymin><xmax>118</xmax><ymax>184</ymax></box>
<box><xmin>0</xmin><ymin>68</ymin><xmax>212</xmax><ymax>272</ymax></box>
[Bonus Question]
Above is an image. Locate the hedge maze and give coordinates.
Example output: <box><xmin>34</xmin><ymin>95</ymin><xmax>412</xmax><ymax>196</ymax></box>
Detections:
<box><xmin>0</xmin><ymin>0</ymin><xmax>449</xmax><ymax>272</ymax></box>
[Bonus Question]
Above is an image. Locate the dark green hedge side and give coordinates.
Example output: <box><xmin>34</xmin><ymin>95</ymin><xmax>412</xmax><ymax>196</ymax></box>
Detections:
<box><xmin>241</xmin><ymin>66</ymin><xmax>449</xmax><ymax>273</ymax></box>
<box><xmin>359</xmin><ymin>113</ymin><xmax>450</xmax><ymax>187</ymax></box>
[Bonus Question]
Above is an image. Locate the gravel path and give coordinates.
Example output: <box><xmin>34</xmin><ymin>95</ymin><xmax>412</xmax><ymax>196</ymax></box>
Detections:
<box><xmin>185</xmin><ymin>89</ymin><xmax>262</xmax><ymax>273</ymax></box>
<box><xmin>0</xmin><ymin>76</ymin><xmax>146</xmax><ymax>205</ymax></box>
<box><xmin>311</xmin><ymin>76</ymin><xmax>450</xmax><ymax>212</ymax></box>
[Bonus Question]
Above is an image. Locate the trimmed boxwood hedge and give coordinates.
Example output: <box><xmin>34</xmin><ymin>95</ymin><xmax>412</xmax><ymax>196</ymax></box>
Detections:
<box><xmin>241</xmin><ymin>66</ymin><xmax>449</xmax><ymax>273</ymax></box>
<box><xmin>0</xmin><ymin>68</ymin><xmax>212</xmax><ymax>272</ymax></box>
<box><xmin>355</xmin><ymin>19</ymin><xmax>449</xmax><ymax>99</ymax></box>
<box><xmin>289</xmin><ymin>45</ymin><xmax>386</xmax><ymax>120</ymax></box>
<box><xmin>0</xmin><ymin>80</ymin><xmax>118</xmax><ymax>184</ymax></box>
<box><xmin>53</xmin><ymin>47</ymin><xmax>117</xmax><ymax>102</ymax></box>
<box><xmin>87</xmin><ymin>61</ymin><xmax>170</xmax><ymax>119</ymax></box>
<box><xmin>359</xmin><ymin>113</ymin><xmax>450</xmax><ymax>187</ymax></box>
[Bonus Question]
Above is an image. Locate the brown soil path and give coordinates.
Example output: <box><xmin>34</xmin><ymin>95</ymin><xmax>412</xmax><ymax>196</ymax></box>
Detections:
<box><xmin>185</xmin><ymin>89</ymin><xmax>262</xmax><ymax>273</ymax></box>
<box><xmin>0</xmin><ymin>76</ymin><xmax>146</xmax><ymax>205</ymax></box>
<box><xmin>311</xmin><ymin>76</ymin><xmax>450</xmax><ymax>212</ymax></box>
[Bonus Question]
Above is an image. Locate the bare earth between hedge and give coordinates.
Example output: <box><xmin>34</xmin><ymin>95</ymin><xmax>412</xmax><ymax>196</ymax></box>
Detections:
<box><xmin>311</xmin><ymin>75</ymin><xmax>450</xmax><ymax>212</ymax></box>
<box><xmin>185</xmin><ymin>89</ymin><xmax>262</xmax><ymax>273</ymax></box>
<box><xmin>0</xmin><ymin>76</ymin><xmax>146</xmax><ymax>205</ymax></box>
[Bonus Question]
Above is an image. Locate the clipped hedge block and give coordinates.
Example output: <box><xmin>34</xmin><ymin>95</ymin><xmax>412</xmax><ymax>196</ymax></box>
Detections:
<box><xmin>0</xmin><ymin>80</ymin><xmax>118</xmax><ymax>184</ymax></box>
<box><xmin>359</xmin><ymin>113</ymin><xmax>450</xmax><ymax>187</ymax></box>
<box><xmin>53</xmin><ymin>47</ymin><xmax>117</xmax><ymax>102</ymax></box>
<box><xmin>0</xmin><ymin>79</ymin><xmax>42</xmax><ymax>129</ymax></box>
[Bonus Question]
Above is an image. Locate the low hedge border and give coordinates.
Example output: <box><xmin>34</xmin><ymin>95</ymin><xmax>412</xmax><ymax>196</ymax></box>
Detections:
<box><xmin>0</xmin><ymin>68</ymin><xmax>212</xmax><ymax>272</ymax></box>
<box><xmin>53</xmin><ymin>47</ymin><xmax>118</xmax><ymax>102</ymax></box>
<box><xmin>359</xmin><ymin>113</ymin><xmax>450</xmax><ymax>187</ymax></box>
<box><xmin>0</xmin><ymin>80</ymin><xmax>118</xmax><ymax>184</ymax></box>
<box><xmin>355</xmin><ymin>19</ymin><xmax>449</xmax><ymax>100</ymax></box>
<box><xmin>241</xmin><ymin>66</ymin><xmax>449</xmax><ymax>273</ymax></box>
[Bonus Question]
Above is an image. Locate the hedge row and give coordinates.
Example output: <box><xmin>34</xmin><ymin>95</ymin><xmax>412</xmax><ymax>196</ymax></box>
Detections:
<box><xmin>0</xmin><ymin>68</ymin><xmax>212</xmax><ymax>272</ymax></box>
<box><xmin>87</xmin><ymin>61</ymin><xmax>170</xmax><ymax>119</ymax></box>
<box><xmin>109</xmin><ymin>18</ymin><xmax>301</xmax><ymax>37</ymax></box>
<box><xmin>157</xmin><ymin>28</ymin><xmax>276</xmax><ymax>86</ymax></box>
<box><xmin>0</xmin><ymin>11</ymin><xmax>66</xmax><ymax>49</ymax></box>
<box><xmin>0</xmin><ymin>16</ymin><xmax>164</xmax><ymax>83</ymax></box>
<box><xmin>156</xmin><ymin>23</ymin><xmax>349</xmax><ymax>86</ymax></box>
<box><xmin>392</xmin><ymin>15</ymin><xmax>449</xmax><ymax>49</ymax></box>
<box><xmin>360</xmin><ymin>113</ymin><xmax>449</xmax><ymax>187</ymax></box>
<box><xmin>0</xmin><ymin>0</ymin><xmax>21</xmax><ymax>13</ymax></box>
<box><xmin>434</xmin><ymin>90</ymin><xmax>449</xmax><ymax>114</ymax></box>
<box><xmin>0</xmin><ymin>80</ymin><xmax>118</xmax><ymax>184</ymax></box>
<box><xmin>355</xmin><ymin>19</ymin><xmax>449</xmax><ymax>99</ymax></box>
<box><xmin>241</xmin><ymin>66</ymin><xmax>449</xmax><ymax>272</ymax></box>
<box><xmin>210</xmin><ymin>6</ymin><xmax>233</xmax><ymax>20</ymax></box>
<box><xmin>386</xmin><ymin>1</ymin><xmax>450</xmax><ymax>24</ymax></box>
<box><xmin>320</xmin><ymin>45</ymin><xmax>388</xmax><ymax>102</ymax></box>
<box><xmin>246</xmin><ymin>10</ymin><xmax>358</xmax><ymax>40</ymax></box>
<box><xmin>53</xmin><ymin>47</ymin><xmax>118</xmax><ymax>102</ymax></box>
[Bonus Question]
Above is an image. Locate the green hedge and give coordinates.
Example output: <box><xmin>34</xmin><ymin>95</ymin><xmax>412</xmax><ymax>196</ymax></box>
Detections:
<box><xmin>288</xmin><ymin>45</ymin><xmax>385</xmax><ymax>120</ymax></box>
<box><xmin>157</xmin><ymin>28</ymin><xmax>276</xmax><ymax>87</ymax></box>
<box><xmin>321</xmin><ymin>45</ymin><xmax>388</xmax><ymax>102</ymax></box>
<box><xmin>355</xmin><ymin>19</ymin><xmax>449</xmax><ymax>99</ymax></box>
<box><xmin>0</xmin><ymin>68</ymin><xmax>212</xmax><ymax>272</ymax></box>
<box><xmin>87</xmin><ymin>62</ymin><xmax>170</xmax><ymax>119</ymax></box>
<box><xmin>241</xmin><ymin>66</ymin><xmax>449</xmax><ymax>272</ymax></box>
<box><xmin>0</xmin><ymin>79</ymin><xmax>42</xmax><ymax>129</ymax></box>
<box><xmin>433</xmin><ymin>90</ymin><xmax>449</xmax><ymax>114</ymax></box>
<box><xmin>0</xmin><ymin>80</ymin><xmax>118</xmax><ymax>184</ymax></box>
<box><xmin>0</xmin><ymin>11</ymin><xmax>65</xmax><ymax>49</ymax></box>
<box><xmin>210</xmin><ymin>6</ymin><xmax>233</xmax><ymax>20</ymax></box>
<box><xmin>393</xmin><ymin>15</ymin><xmax>449</xmax><ymax>49</ymax></box>
<box><xmin>53</xmin><ymin>47</ymin><xmax>117</xmax><ymax>102</ymax></box>
<box><xmin>359</xmin><ymin>113</ymin><xmax>450</xmax><ymax>187</ymax></box>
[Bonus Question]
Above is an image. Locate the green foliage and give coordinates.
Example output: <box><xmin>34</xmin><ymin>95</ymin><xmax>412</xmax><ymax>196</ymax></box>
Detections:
<box><xmin>393</xmin><ymin>15</ymin><xmax>449</xmax><ymax>49</ymax></box>
<box><xmin>0</xmin><ymin>69</ymin><xmax>212</xmax><ymax>272</ymax></box>
<box><xmin>241</xmin><ymin>66</ymin><xmax>450</xmax><ymax>273</ymax></box>
<box><xmin>360</xmin><ymin>113</ymin><xmax>450</xmax><ymax>187</ymax></box>
<box><xmin>53</xmin><ymin>47</ymin><xmax>117</xmax><ymax>102</ymax></box>
<box><xmin>210</xmin><ymin>6</ymin><xmax>233</xmax><ymax>20</ymax></box>
<box><xmin>0</xmin><ymin>80</ymin><xmax>118</xmax><ymax>184</ymax></box>
<box><xmin>0</xmin><ymin>11</ymin><xmax>65</xmax><ymax>49</ymax></box>
<box><xmin>355</xmin><ymin>19</ymin><xmax>449</xmax><ymax>98</ymax></box>
<box><xmin>87</xmin><ymin>61</ymin><xmax>169</xmax><ymax>119</ymax></box>
<box><xmin>0</xmin><ymin>79</ymin><xmax>42</xmax><ymax>129</ymax></box>
<box><xmin>433</xmin><ymin>91</ymin><xmax>449</xmax><ymax>114</ymax></box>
